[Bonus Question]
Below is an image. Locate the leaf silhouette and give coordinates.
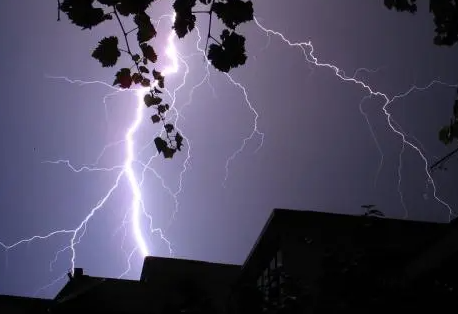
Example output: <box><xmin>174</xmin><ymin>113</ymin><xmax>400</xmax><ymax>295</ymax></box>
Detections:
<box><xmin>141</xmin><ymin>78</ymin><xmax>151</xmax><ymax>87</ymax></box>
<box><xmin>144</xmin><ymin>94</ymin><xmax>162</xmax><ymax>107</ymax></box>
<box><xmin>158</xmin><ymin>104</ymin><xmax>169</xmax><ymax>114</ymax></box>
<box><xmin>208</xmin><ymin>30</ymin><xmax>247</xmax><ymax>72</ymax></box>
<box><xmin>173</xmin><ymin>0</ymin><xmax>197</xmax><ymax>38</ymax></box>
<box><xmin>164</xmin><ymin>124</ymin><xmax>174</xmax><ymax>133</ymax></box>
<box><xmin>154</xmin><ymin>137</ymin><xmax>176</xmax><ymax>158</ymax></box>
<box><xmin>139</xmin><ymin>66</ymin><xmax>149</xmax><ymax>73</ymax></box>
<box><xmin>163</xmin><ymin>148</ymin><xmax>176</xmax><ymax>159</ymax></box>
<box><xmin>153</xmin><ymin>70</ymin><xmax>165</xmax><ymax>88</ymax></box>
<box><xmin>132</xmin><ymin>73</ymin><xmax>143</xmax><ymax>84</ymax></box>
<box><xmin>439</xmin><ymin>126</ymin><xmax>452</xmax><ymax>145</ymax></box>
<box><xmin>134</xmin><ymin>12</ymin><xmax>156</xmax><ymax>43</ymax></box>
<box><xmin>113</xmin><ymin>68</ymin><xmax>132</xmax><ymax>89</ymax></box>
<box><xmin>430</xmin><ymin>0</ymin><xmax>458</xmax><ymax>46</ymax></box>
<box><xmin>213</xmin><ymin>0</ymin><xmax>254</xmax><ymax>29</ymax></box>
<box><xmin>198</xmin><ymin>0</ymin><xmax>212</xmax><ymax>4</ymax></box>
<box><xmin>383</xmin><ymin>0</ymin><xmax>417</xmax><ymax>13</ymax></box>
<box><xmin>175</xmin><ymin>132</ymin><xmax>184</xmax><ymax>151</ymax></box>
<box><xmin>151</xmin><ymin>114</ymin><xmax>161</xmax><ymax>123</ymax></box>
<box><xmin>132</xmin><ymin>54</ymin><xmax>141</xmax><ymax>62</ymax></box>
<box><xmin>140</xmin><ymin>43</ymin><xmax>158</xmax><ymax>63</ymax></box>
<box><xmin>116</xmin><ymin>0</ymin><xmax>154</xmax><ymax>16</ymax></box>
<box><xmin>92</xmin><ymin>36</ymin><xmax>121</xmax><ymax>67</ymax></box>
<box><xmin>61</xmin><ymin>0</ymin><xmax>111</xmax><ymax>29</ymax></box>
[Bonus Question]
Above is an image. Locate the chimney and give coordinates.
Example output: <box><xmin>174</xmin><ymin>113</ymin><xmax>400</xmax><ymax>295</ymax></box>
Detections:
<box><xmin>67</xmin><ymin>268</ymin><xmax>84</xmax><ymax>281</ymax></box>
<box><xmin>74</xmin><ymin>268</ymin><xmax>84</xmax><ymax>277</ymax></box>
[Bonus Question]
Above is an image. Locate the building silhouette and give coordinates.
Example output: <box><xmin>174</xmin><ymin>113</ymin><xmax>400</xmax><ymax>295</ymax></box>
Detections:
<box><xmin>231</xmin><ymin>208</ymin><xmax>453</xmax><ymax>313</ymax></box>
<box><xmin>0</xmin><ymin>294</ymin><xmax>51</xmax><ymax>314</ymax></box>
<box><xmin>1</xmin><ymin>208</ymin><xmax>457</xmax><ymax>313</ymax></box>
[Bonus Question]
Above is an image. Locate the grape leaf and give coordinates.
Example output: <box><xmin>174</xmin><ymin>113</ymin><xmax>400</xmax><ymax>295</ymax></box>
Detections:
<box><xmin>139</xmin><ymin>66</ymin><xmax>149</xmax><ymax>73</ymax></box>
<box><xmin>175</xmin><ymin>132</ymin><xmax>184</xmax><ymax>151</ymax></box>
<box><xmin>134</xmin><ymin>12</ymin><xmax>156</xmax><ymax>43</ymax></box>
<box><xmin>140</xmin><ymin>43</ymin><xmax>158</xmax><ymax>63</ymax></box>
<box><xmin>154</xmin><ymin>137</ymin><xmax>176</xmax><ymax>158</ymax></box>
<box><xmin>132</xmin><ymin>73</ymin><xmax>143</xmax><ymax>84</ymax></box>
<box><xmin>173</xmin><ymin>0</ymin><xmax>197</xmax><ymax>38</ymax></box>
<box><xmin>151</xmin><ymin>114</ymin><xmax>161</xmax><ymax>123</ymax></box>
<box><xmin>164</xmin><ymin>124</ymin><xmax>174</xmax><ymax>133</ymax></box>
<box><xmin>153</xmin><ymin>70</ymin><xmax>165</xmax><ymax>88</ymax></box>
<box><xmin>208</xmin><ymin>30</ymin><xmax>247</xmax><ymax>72</ymax></box>
<box><xmin>116</xmin><ymin>0</ymin><xmax>155</xmax><ymax>16</ymax></box>
<box><xmin>158</xmin><ymin>104</ymin><xmax>169</xmax><ymax>113</ymax></box>
<box><xmin>113</xmin><ymin>68</ymin><xmax>132</xmax><ymax>89</ymax></box>
<box><xmin>92</xmin><ymin>36</ymin><xmax>121</xmax><ymax>67</ymax></box>
<box><xmin>213</xmin><ymin>0</ymin><xmax>254</xmax><ymax>29</ymax></box>
<box><xmin>144</xmin><ymin>94</ymin><xmax>162</xmax><ymax>107</ymax></box>
<box><xmin>141</xmin><ymin>78</ymin><xmax>151</xmax><ymax>87</ymax></box>
<box><xmin>61</xmin><ymin>0</ymin><xmax>111</xmax><ymax>29</ymax></box>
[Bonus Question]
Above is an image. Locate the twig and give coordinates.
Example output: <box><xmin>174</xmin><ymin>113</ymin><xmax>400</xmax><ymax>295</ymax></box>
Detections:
<box><xmin>126</xmin><ymin>27</ymin><xmax>138</xmax><ymax>36</ymax></box>
<box><xmin>209</xmin><ymin>35</ymin><xmax>221</xmax><ymax>45</ymax></box>
<box><xmin>112</xmin><ymin>8</ymin><xmax>133</xmax><ymax>55</ymax></box>
<box><xmin>192</xmin><ymin>10</ymin><xmax>211</xmax><ymax>14</ymax></box>
<box><xmin>57</xmin><ymin>0</ymin><xmax>61</xmax><ymax>21</ymax></box>
<box><xmin>204</xmin><ymin>0</ymin><xmax>215</xmax><ymax>53</ymax></box>
<box><xmin>430</xmin><ymin>146</ymin><xmax>458</xmax><ymax>171</ymax></box>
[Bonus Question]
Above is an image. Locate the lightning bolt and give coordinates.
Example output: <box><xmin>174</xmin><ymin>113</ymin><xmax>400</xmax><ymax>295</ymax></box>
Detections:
<box><xmin>0</xmin><ymin>13</ymin><xmax>186</xmax><ymax>294</ymax></box>
<box><xmin>253</xmin><ymin>17</ymin><xmax>457</xmax><ymax>221</ymax></box>
<box><xmin>3</xmin><ymin>6</ymin><xmax>457</xmax><ymax>298</ymax></box>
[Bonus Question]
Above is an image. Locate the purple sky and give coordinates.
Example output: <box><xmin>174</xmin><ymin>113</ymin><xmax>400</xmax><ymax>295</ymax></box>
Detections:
<box><xmin>1</xmin><ymin>0</ymin><xmax>458</xmax><ymax>299</ymax></box>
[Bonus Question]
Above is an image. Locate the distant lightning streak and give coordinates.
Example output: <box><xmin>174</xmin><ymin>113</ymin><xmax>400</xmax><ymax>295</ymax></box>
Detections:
<box><xmin>398</xmin><ymin>140</ymin><xmax>408</xmax><ymax>219</ymax></box>
<box><xmin>223</xmin><ymin>74</ymin><xmax>264</xmax><ymax>186</ymax></box>
<box><xmin>254</xmin><ymin>17</ymin><xmax>457</xmax><ymax>220</ymax></box>
<box><xmin>190</xmin><ymin>26</ymin><xmax>265</xmax><ymax>187</ymax></box>
<box><xmin>358</xmin><ymin>94</ymin><xmax>384</xmax><ymax>188</ymax></box>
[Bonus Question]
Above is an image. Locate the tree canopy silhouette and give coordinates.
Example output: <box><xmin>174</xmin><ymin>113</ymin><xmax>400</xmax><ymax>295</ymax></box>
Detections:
<box><xmin>384</xmin><ymin>0</ymin><xmax>458</xmax><ymax>169</ymax></box>
<box><xmin>58</xmin><ymin>0</ymin><xmax>253</xmax><ymax>159</ymax></box>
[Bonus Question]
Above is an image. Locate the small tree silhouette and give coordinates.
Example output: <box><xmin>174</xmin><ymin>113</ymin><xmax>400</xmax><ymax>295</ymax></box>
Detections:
<box><xmin>58</xmin><ymin>0</ymin><xmax>254</xmax><ymax>159</ymax></box>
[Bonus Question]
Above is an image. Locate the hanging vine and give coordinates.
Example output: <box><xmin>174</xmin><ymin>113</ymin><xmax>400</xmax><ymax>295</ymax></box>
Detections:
<box><xmin>58</xmin><ymin>0</ymin><xmax>254</xmax><ymax>158</ymax></box>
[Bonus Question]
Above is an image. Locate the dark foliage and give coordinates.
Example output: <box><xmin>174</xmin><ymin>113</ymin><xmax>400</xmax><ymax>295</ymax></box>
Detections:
<box><xmin>173</xmin><ymin>0</ymin><xmax>197</xmax><ymax>38</ymax></box>
<box><xmin>92</xmin><ymin>36</ymin><xmax>120</xmax><ymax>67</ymax></box>
<box><xmin>58</xmin><ymin>0</ymin><xmax>253</xmax><ymax>158</ymax></box>
<box><xmin>383</xmin><ymin>0</ymin><xmax>417</xmax><ymax>13</ymax></box>
<box><xmin>60</xmin><ymin>0</ymin><xmax>112</xmax><ymax>29</ymax></box>
<box><xmin>384</xmin><ymin>0</ymin><xmax>458</xmax><ymax>168</ymax></box>
<box><xmin>213</xmin><ymin>0</ymin><xmax>254</xmax><ymax>29</ymax></box>
<box><xmin>208</xmin><ymin>30</ymin><xmax>247</xmax><ymax>72</ymax></box>
<box><xmin>135</xmin><ymin>12</ymin><xmax>157</xmax><ymax>43</ymax></box>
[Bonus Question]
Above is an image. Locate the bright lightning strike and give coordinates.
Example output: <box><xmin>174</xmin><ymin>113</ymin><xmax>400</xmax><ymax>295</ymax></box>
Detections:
<box><xmin>254</xmin><ymin>17</ymin><xmax>457</xmax><ymax>221</ymax></box>
<box><xmin>0</xmin><ymin>13</ymin><xmax>184</xmax><ymax>292</ymax></box>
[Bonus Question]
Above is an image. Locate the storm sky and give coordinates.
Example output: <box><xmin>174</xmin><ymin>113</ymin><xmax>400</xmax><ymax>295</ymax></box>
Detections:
<box><xmin>1</xmin><ymin>0</ymin><xmax>458</xmax><ymax>299</ymax></box>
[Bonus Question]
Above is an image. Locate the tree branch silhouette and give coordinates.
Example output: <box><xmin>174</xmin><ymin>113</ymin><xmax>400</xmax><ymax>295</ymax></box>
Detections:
<box><xmin>58</xmin><ymin>0</ymin><xmax>253</xmax><ymax>158</ymax></box>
